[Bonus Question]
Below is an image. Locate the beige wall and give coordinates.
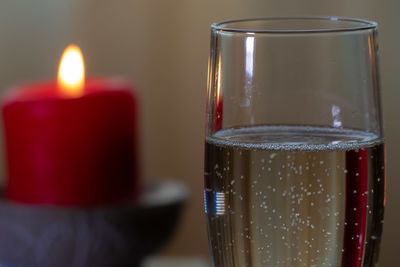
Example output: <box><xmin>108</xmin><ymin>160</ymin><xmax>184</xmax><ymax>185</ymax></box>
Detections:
<box><xmin>0</xmin><ymin>0</ymin><xmax>399</xmax><ymax>265</ymax></box>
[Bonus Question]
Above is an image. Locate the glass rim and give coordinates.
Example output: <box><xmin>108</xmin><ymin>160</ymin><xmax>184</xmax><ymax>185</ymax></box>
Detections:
<box><xmin>211</xmin><ymin>16</ymin><xmax>377</xmax><ymax>34</ymax></box>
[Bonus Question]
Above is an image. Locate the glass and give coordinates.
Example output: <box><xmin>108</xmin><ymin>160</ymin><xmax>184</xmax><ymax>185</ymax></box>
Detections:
<box><xmin>204</xmin><ymin>17</ymin><xmax>385</xmax><ymax>267</ymax></box>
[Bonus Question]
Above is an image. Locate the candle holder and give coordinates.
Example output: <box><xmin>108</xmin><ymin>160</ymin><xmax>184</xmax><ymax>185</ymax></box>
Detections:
<box><xmin>0</xmin><ymin>180</ymin><xmax>187</xmax><ymax>267</ymax></box>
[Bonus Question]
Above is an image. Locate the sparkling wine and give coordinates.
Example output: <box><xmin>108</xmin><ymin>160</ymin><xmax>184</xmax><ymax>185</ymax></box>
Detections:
<box><xmin>205</xmin><ymin>125</ymin><xmax>385</xmax><ymax>267</ymax></box>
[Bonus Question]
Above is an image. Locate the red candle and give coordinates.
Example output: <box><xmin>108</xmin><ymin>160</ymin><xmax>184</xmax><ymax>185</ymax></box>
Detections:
<box><xmin>1</xmin><ymin>45</ymin><xmax>139</xmax><ymax>206</ymax></box>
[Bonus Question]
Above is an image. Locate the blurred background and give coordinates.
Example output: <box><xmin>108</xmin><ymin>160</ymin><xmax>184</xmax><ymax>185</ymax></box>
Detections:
<box><xmin>0</xmin><ymin>0</ymin><xmax>398</xmax><ymax>266</ymax></box>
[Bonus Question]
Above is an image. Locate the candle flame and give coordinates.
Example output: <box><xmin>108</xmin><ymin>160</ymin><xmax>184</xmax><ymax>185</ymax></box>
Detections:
<box><xmin>58</xmin><ymin>44</ymin><xmax>85</xmax><ymax>97</ymax></box>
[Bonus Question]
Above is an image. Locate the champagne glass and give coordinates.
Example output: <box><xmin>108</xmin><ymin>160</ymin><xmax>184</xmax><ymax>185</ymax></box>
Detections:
<box><xmin>204</xmin><ymin>17</ymin><xmax>385</xmax><ymax>267</ymax></box>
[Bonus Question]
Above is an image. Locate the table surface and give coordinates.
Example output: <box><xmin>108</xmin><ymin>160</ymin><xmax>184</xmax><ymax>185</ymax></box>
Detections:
<box><xmin>142</xmin><ymin>256</ymin><xmax>210</xmax><ymax>267</ymax></box>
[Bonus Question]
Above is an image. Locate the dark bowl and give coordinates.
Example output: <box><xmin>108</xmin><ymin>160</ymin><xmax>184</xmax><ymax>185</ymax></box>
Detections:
<box><xmin>0</xmin><ymin>180</ymin><xmax>188</xmax><ymax>267</ymax></box>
